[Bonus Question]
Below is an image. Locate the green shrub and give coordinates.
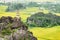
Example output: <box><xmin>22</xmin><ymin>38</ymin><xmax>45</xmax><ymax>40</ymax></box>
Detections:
<box><xmin>1</xmin><ymin>28</ymin><xmax>12</xmax><ymax>35</ymax></box>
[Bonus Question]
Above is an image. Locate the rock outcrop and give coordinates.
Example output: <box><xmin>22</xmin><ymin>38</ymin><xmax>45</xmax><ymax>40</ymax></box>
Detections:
<box><xmin>0</xmin><ymin>16</ymin><xmax>37</xmax><ymax>40</ymax></box>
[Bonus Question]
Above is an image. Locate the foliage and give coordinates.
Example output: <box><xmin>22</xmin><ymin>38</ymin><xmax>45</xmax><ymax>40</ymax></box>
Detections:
<box><xmin>27</xmin><ymin>2</ymin><xmax>39</xmax><ymax>7</ymax></box>
<box><xmin>6</xmin><ymin>3</ymin><xmax>24</xmax><ymax>12</ymax></box>
<box><xmin>1</xmin><ymin>28</ymin><xmax>12</xmax><ymax>35</ymax></box>
<box><xmin>38</xmin><ymin>2</ymin><xmax>60</xmax><ymax>13</ymax></box>
<box><xmin>27</xmin><ymin>12</ymin><xmax>60</xmax><ymax>27</ymax></box>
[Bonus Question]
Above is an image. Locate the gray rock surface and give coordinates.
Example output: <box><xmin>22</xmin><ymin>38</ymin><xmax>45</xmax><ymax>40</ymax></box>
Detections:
<box><xmin>0</xmin><ymin>16</ymin><xmax>37</xmax><ymax>40</ymax></box>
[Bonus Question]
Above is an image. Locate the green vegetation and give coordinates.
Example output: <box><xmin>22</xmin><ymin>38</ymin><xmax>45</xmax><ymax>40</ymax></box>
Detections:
<box><xmin>0</xmin><ymin>5</ymin><xmax>60</xmax><ymax>40</ymax></box>
<box><xmin>27</xmin><ymin>12</ymin><xmax>60</xmax><ymax>27</ymax></box>
<box><xmin>6</xmin><ymin>3</ymin><xmax>24</xmax><ymax>12</ymax></box>
<box><xmin>1</xmin><ymin>28</ymin><xmax>12</xmax><ymax>35</ymax></box>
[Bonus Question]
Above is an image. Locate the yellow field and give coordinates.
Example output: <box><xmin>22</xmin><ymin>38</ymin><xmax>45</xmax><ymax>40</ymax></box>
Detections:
<box><xmin>0</xmin><ymin>12</ymin><xmax>30</xmax><ymax>22</ymax></box>
<box><xmin>30</xmin><ymin>26</ymin><xmax>60</xmax><ymax>40</ymax></box>
<box><xmin>0</xmin><ymin>6</ymin><xmax>7</xmax><ymax>12</ymax></box>
<box><xmin>0</xmin><ymin>6</ymin><xmax>60</xmax><ymax>40</ymax></box>
<box><xmin>0</xmin><ymin>6</ymin><xmax>40</xmax><ymax>22</ymax></box>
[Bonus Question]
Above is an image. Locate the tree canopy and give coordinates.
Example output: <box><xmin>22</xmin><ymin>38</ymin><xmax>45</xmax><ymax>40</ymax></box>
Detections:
<box><xmin>6</xmin><ymin>3</ymin><xmax>24</xmax><ymax>12</ymax></box>
<box><xmin>27</xmin><ymin>12</ymin><xmax>60</xmax><ymax>27</ymax></box>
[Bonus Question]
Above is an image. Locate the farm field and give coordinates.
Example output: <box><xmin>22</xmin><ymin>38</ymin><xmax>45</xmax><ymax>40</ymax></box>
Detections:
<box><xmin>0</xmin><ymin>6</ymin><xmax>60</xmax><ymax>40</ymax></box>
<box><xmin>0</xmin><ymin>12</ymin><xmax>60</xmax><ymax>40</ymax></box>
<box><xmin>30</xmin><ymin>26</ymin><xmax>60</xmax><ymax>40</ymax></box>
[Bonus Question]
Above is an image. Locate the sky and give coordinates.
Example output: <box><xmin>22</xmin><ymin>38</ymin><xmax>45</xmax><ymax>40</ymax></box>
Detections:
<box><xmin>0</xmin><ymin>0</ymin><xmax>60</xmax><ymax>3</ymax></box>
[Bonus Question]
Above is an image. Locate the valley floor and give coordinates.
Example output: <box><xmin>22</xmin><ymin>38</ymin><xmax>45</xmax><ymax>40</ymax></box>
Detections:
<box><xmin>0</xmin><ymin>6</ymin><xmax>60</xmax><ymax>40</ymax></box>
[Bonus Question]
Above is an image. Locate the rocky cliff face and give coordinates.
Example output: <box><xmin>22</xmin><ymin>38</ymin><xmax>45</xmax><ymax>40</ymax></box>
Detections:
<box><xmin>0</xmin><ymin>16</ymin><xmax>37</xmax><ymax>40</ymax></box>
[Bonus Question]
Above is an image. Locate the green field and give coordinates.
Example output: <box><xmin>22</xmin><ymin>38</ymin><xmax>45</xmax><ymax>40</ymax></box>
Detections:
<box><xmin>0</xmin><ymin>6</ymin><xmax>60</xmax><ymax>40</ymax></box>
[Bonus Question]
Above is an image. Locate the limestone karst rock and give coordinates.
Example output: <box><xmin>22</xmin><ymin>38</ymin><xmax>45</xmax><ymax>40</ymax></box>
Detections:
<box><xmin>0</xmin><ymin>16</ymin><xmax>37</xmax><ymax>40</ymax></box>
<box><xmin>11</xmin><ymin>17</ymin><xmax>22</xmax><ymax>29</ymax></box>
